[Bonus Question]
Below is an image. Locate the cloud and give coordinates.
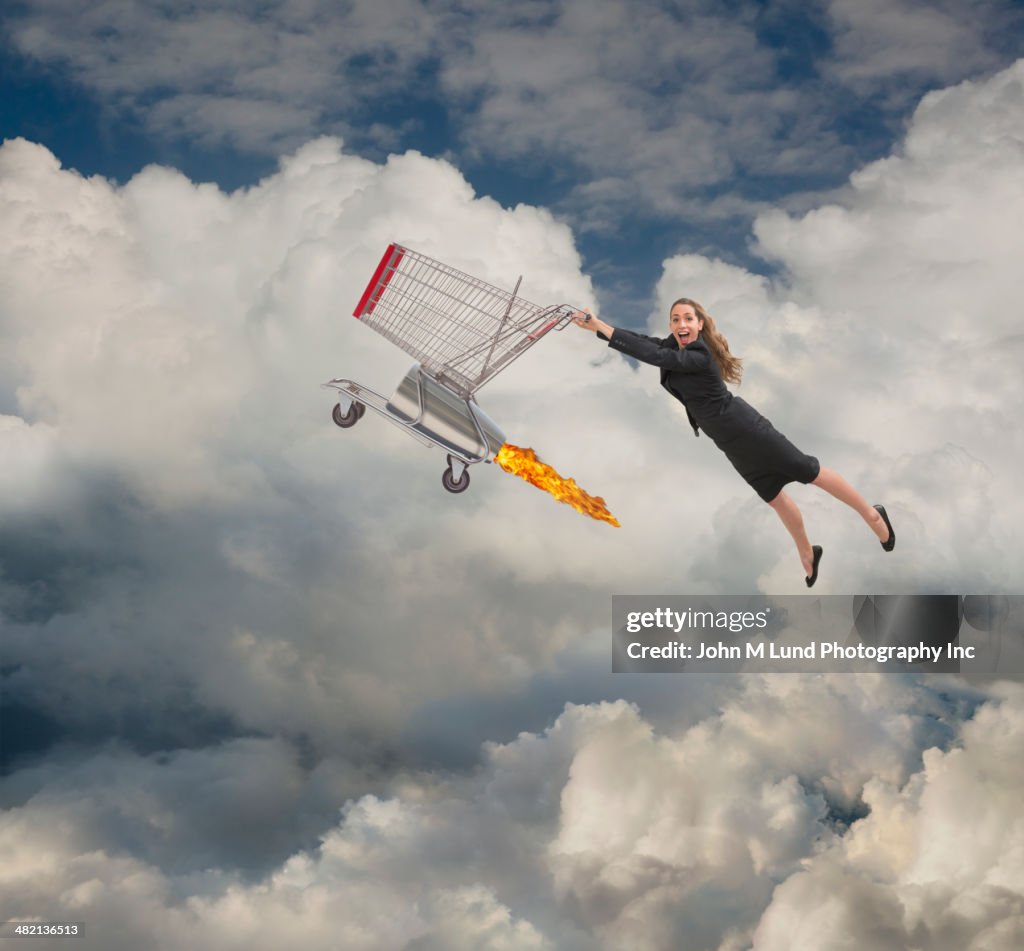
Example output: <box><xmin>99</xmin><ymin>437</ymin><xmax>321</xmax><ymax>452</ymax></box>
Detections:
<box><xmin>3</xmin><ymin>59</ymin><xmax>1024</xmax><ymax>769</ymax></box>
<box><xmin>7</xmin><ymin>0</ymin><xmax>439</xmax><ymax>154</ymax></box>
<box><xmin>752</xmin><ymin>682</ymin><xmax>1024</xmax><ymax>951</ymax></box>
<box><xmin>0</xmin><ymin>415</ymin><xmax>62</xmax><ymax>512</ymax></box>
<box><xmin>2</xmin><ymin>676</ymin><xmax>1012</xmax><ymax>950</ymax></box>
<box><xmin>0</xmin><ymin>131</ymin><xmax>735</xmax><ymax>761</ymax></box>
<box><xmin>2</xmin><ymin>53</ymin><xmax>1024</xmax><ymax>951</ymax></box>
<box><xmin>0</xmin><ymin>737</ymin><xmax>379</xmax><ymax>876</ymax></box>
<box><xmin>650</xmin><ymin>59</ymin><xmax>1024</xmax><ymax>592</ymax></box>
<box><xmin>7</xmin><ymin>1</ymin><xmax>1022</xmax><ymax>225</ymax></box>
<box><xmin>822</xmin><ymin>0</ymin><xmax>1006</xmax><ymax>94</ymax></box>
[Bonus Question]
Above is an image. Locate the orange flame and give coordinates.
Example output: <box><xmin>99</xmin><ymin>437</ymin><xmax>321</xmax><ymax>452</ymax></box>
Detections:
<box><xmin>494</xmin><ymin>443</ymin><xmax>620</xmax><ymax>527</ymax></box>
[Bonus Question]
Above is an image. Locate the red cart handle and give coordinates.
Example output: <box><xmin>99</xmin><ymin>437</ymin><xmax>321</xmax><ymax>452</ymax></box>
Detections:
<box><xmin>353</xmin><ymin>243</ymin><xmax>405</xmax><ymax>318</ymax></box>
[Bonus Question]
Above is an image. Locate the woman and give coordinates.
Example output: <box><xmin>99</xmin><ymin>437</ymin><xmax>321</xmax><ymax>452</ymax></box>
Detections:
<box><xmin>572</xmin><ymin>299</ymin><xmax>894</xmax><ymax>586</ymax></box>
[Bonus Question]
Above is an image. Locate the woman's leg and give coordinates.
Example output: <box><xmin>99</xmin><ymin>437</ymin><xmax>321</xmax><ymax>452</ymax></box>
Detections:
<box><xmin>811</xmin><ymin>466</ymin><xmax>889</xmax><ymax>542</ymax></box>
<box><xmin>769</xmin><ymin>490</ymin><xmax>815</xmax><ymax>576</ymax></box>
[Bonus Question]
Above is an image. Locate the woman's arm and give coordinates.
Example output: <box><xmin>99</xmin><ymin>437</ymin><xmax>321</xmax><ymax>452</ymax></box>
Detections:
<box><xmin>571</xmin><ymin>309</ymin><xmax>710</xmax><ymax>372</ymax></box>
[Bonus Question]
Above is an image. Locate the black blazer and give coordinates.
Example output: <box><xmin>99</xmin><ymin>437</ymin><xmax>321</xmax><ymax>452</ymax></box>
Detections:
<box><xmin>601</xmin><ymin>328</ymin><xmax>734</xmax><ymax>437</ymax></box>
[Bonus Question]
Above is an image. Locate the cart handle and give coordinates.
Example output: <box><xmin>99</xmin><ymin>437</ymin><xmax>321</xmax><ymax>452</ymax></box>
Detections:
<box><xmin>353</xmin><ymin>243</ymin><xmax>405</xmax><ymax>318</ymax></box>
<box><xmin>527</xmin><ymin>306</ymin><xmax>578</xmax><ymax>339</ymax></box>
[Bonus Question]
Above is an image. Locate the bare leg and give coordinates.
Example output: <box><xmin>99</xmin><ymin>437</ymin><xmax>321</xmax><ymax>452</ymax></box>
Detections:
<box><xmin>812</xmin><ymin>466</ymin><xmax>889</xmax><ymax>543</ymax></box>
<box><xmin>769</xmin><ymin>490</ymin><xmax>815</xmax><ymax>576</ymax></box>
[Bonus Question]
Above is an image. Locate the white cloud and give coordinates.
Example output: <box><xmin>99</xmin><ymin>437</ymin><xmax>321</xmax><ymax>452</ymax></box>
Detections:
<box><xmin>752</xmin><ymin>683</ymin><xmax>1024</xmax><ymax>951</ymax></box>
<box><xmin>0</xmin><ymin>416</ymin><xmax>63</xmax><ymax>510</ymax></box>
<box><xmin>823</xmin><ymin>0</ymin><xmax>1004</xmax><ymax>93</ymax></box>
<box><xmin>437</xmin><ymin>0</ymin><xmax>850</xmax><ymax>221</ymax></box>
<box><xmin>1</xmin><ymin>131</ymin><xmax>721</xmax><ymax>754</ymax></box>
<box><xmin>3</xmin><ymin>677</ymin><xmax>1015</xmax><ymax>950</ymax></box>
<box><xmin>8</xmin><ymin>1</ymin><xmax>1021</xmax><ymax>224</ymax></box>
<box><xmin>0</xmin><ymin>737</ymin><xmax>376</xmax><ymax>875</ymax></box>
<box><xmin>8</xmin><ymin>0</ymin><xmax>439</xmax><ymax>154</ymax></box>
<box><xmin>652</xmin><ymin>59</ymin><xmax>1024</xmax><ymax>592</ymax></box>
<box><xmin>3</xmin><ymin>58</ymin><xmax>1024</xmax><ymax>764</ymax></box>
<box><xmin>2</xmin><ymin>53</ymin><xmax>1024</xmax><ymax>951</ymax></box>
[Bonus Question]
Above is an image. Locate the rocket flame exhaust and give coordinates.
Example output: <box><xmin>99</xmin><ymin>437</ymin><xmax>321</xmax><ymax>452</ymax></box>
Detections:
<box><xmin>494</xmin><ymin>444</ymin><xmax>620</xmax><ymax>527</ymax></box>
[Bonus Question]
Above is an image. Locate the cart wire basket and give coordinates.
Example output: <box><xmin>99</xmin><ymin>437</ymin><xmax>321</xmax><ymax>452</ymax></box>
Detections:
<box><xmin>324</xmin><ymin>243</ymin><xmax>576</xmax><ymax>493</ymax></box>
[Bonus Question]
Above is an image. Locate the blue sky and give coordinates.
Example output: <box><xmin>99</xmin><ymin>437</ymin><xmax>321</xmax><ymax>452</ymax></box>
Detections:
<box><xmin>3</xmin><ymin>3</ymin><xmax>1024</xmax><ymax>949</ymax></box>
<box><xmin>5</xmin><ymin>0</ymin><xmax>1022</xmax><ymax>322</ymax></box>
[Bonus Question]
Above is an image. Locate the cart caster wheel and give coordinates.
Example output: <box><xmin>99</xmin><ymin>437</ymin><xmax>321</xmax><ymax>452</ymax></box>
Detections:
<box><xmin>332</xmin><ymin>401</ymin><xmax>364</xmax><ymax>428</ymax></box>
<box><xmin>442</xmin><ymin>465</ymin><xmax>470</xmax><ymax>494</ymax></box>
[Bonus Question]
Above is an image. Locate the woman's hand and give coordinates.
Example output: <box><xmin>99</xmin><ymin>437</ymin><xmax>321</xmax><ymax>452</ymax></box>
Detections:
<box><xmin>571</xmin><ymin>308</ymin><xmax>612</xmax><ymax>337</ymax></box>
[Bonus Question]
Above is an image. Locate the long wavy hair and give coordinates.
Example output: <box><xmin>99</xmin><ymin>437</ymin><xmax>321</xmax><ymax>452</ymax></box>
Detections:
<box><xmin>671</xmin><ymin>297</ymin><xmax>743</xmax><ymax>384</ymax></box>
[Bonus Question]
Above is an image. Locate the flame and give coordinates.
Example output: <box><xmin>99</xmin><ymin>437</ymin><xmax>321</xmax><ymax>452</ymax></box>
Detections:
<box><xmin>495</xmin><ymin>443</ymin><xmax>620</xmax><ymax>527</ymax></box>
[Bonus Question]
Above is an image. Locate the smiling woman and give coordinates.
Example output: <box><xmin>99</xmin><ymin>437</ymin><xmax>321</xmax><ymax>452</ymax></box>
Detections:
<box><xmin>573</xmin><ymin>299</ymin><xmax>896</xmax><ymax>586</ymax></box>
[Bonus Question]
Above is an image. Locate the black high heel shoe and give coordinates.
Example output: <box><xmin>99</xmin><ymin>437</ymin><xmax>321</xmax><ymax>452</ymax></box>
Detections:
<box><xmin>874</xmin><ymin>505</ymin><xmax>895</xmax><ymax>552</ymax></box>
<box><xmin>805</xmin><ymin>545</ymin><xmax>823</xmax><ymax>588</ymax></box>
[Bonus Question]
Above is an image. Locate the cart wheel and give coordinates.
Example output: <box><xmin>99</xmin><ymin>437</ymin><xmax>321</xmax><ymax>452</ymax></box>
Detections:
<box><xmin>332</xmin><ymin>401</ymin><xmax>364</xmax><ymax>428</ymax></box>
<box><xmin>442</xmin><ymin>465</ymin><xmax>471</xmax><ymax>494</ymax></box>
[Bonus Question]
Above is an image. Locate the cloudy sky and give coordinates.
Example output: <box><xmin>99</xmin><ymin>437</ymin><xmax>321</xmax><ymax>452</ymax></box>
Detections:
<box><xmin>2</xmin><ymin>1</ymin><xmax>1024</xmax><ymax>949</ymax></box>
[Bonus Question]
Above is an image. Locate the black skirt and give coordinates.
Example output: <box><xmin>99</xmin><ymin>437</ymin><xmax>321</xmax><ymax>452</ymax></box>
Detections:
<box><xmin>699</xmin><ymin>397</ymin><xmax>820</xmax><ymax>503</ymax></box>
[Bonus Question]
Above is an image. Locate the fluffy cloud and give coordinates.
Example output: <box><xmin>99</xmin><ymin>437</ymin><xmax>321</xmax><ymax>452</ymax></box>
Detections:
<box><xmin>3</xmin><ymin>59</ymin><xmax>1024</xmax><ymax>764</ymax></box>
<box><xmin>650</xmin><ymin>60</ymin><xmax>1024</xmax><ymax>593</ymax></box>
<box><xmin>3</xmin><ymin>49</ymin><xmax>1024</xmax><ymax>951</ymax></box>
<box><xmin>7</xmin><ymin>0</ymin><xmax>438</xmax><ymax>154</ymax></box>
<box><xmin>752</xmin><ymin>683</ymin><xmax>1024</xmax><ymax>951</ymax></box>
<box><xmin>0</xmin><ymin>131</ymin><xmax>732</xmax><ymax>758</ymax></box>
<box><xmin>3</xmin><ymin>677</ymin><xmax>1015</xmax><ymax>950</ymax></box>
<box><xmin>822</xmin><ymin>0</ymin><xmax>1006</xmax><ymax>94</ymax></box>
<box><xmin>7</xmin><ymin>1</ymin><xmax>1022</xmax><ymax>224</ymax></box>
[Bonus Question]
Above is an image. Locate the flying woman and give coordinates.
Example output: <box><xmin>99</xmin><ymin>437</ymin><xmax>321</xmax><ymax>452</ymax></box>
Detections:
<box><xmin>572</xmin><ymin>300</ymin><xmax>894</xmax><ymax>586</ymax></box>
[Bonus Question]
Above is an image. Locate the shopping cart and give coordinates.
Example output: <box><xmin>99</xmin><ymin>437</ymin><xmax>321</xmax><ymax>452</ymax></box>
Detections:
<box><xmin>324</xmin><ymin>243</ymin><xmax>576</xmax><ymax>492</ymax></box>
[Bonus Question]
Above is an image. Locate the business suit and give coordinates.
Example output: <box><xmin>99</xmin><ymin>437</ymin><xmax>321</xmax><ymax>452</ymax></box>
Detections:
<box><xmin>602</xmin><ymin>327</ymin><xmax>820</xmax><ymax>503</ymax></box>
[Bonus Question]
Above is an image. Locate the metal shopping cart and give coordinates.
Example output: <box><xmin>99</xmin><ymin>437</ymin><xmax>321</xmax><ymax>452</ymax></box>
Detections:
<box><xmin>324</xmin><ymin>243</ymin><xmax>576</xmax><ymax>492</ymax></box>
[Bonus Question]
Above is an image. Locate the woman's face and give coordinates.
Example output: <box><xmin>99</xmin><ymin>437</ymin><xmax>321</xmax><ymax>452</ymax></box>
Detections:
<box><xmin>670</xmin><ymin>303</ymin><xmax>704</xmax><ymax>348</ymax></box>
